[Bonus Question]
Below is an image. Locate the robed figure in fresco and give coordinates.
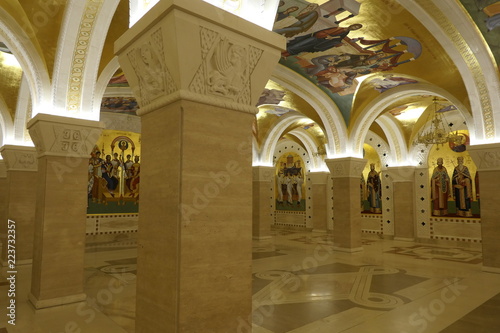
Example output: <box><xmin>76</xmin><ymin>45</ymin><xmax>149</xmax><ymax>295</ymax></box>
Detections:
<box><xmin>367</xmin><ymin>164</ymin><xmax>382</xmax><ymax>213</ymax></box>
<box><xmin>452</xmin><ymin>156</ymin><xmax>473</xmax><ymax>217</ymax></box>
<box><xmin>431</xmin><ymin>158</ymin><xmax>451</xmax><ymax>216</ymax></box>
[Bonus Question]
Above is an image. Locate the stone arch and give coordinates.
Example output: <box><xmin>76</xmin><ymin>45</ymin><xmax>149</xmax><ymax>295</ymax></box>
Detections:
<box><xmin>271</xmin><ymin>65</ymin><xmax>348</xmax><ymax>156</ymax></box>
<box><xmin>400</xmin><ymin>0</ymin><xmax>500</xmax><ymax>141</ymax></box>
<box><xmin>349</xmin><ymin>83</ymin><xmax>473</xmax><ymax>157</ymax></box>
<box><xmin>52</xmin><ymin>0</ymin><xmax>120</xmax><ymax>119</ymax></box>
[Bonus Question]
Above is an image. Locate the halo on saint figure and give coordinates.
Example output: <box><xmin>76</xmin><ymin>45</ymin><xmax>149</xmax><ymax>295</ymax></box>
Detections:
<box><xmin>119</xmin><ymin>140</ymin><xmax>129</xmax><ymax>151</ymax></box>
<box><xmin>449</xmin><ymin>133</ymin><xmax>469</xmax><ymax>152</ymax></box>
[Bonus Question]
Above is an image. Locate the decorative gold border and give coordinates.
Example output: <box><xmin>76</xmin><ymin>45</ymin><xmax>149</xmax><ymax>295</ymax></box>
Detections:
<box><xmin>416</xmin><ymin>0</ymin><xmax>494</xmax><ymax>139</ymax></box>
<box><xmin>66</xmin><ymin>0</ymin><xmax>103</xmax><ymax>113</ymax></box>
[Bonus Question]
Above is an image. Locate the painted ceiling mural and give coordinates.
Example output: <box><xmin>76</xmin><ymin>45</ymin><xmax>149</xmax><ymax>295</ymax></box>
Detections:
<box><xmin>273</xmin><ymin>0</ymin><xmax>468</xmax><ymax>125</ymax></box>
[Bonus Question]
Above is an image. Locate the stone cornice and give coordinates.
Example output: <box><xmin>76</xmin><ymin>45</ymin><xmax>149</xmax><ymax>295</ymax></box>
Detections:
<box><xmin>252</xmin><ymin>165</ymin><xmax>274</xmax><ymax>182</ymax></box>
<box><xmin>385</xmin><ymin>166</ymin><xmax>416</xmax><ymax>182</ymax></box>
<box><xmin>27</xmin><ymin>114</ymin><xmax>104</xmax><ymax>158</ymax></box>
<box><xmin>137</xmin><ymin>90</ymin><xmax>259</xmax><ymax>116</ymax></box>
<box><xmin>308</xmin><ymin>171</ymin><xmax>330</xmax><ymax>185</ymax></box>
<box><xmin>0</xmin><ymin>145</ymin><xmax>38</xmax><ymax>172</ymax></box>
<box><xmin>468</xmin><ymin>143</ymin><xmax>500</xmax><ymax>171</ymax></box>
<box><xmin>325</xmin><ymin>157</ymin><xmax>367</xmax><ymax>178</ymax></box>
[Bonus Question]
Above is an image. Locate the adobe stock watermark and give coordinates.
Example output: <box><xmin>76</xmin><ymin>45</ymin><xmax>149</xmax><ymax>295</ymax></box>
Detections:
<box><xmin>50</xmin><ymin>268</ymin><xmax>134</xmax><ymax>333</ymax></box>
<box><xmin>236</xmin><ymin>242</ymin><xmax>336</xmax><ymax>333</ymax></box>
<box><xmin>180</xmin><ymin>141</ymin><xmax>252</xmax><ymax>225</ymax></box>
<box><xmin>405</xmin><ymin>277</ymin><xmax>467</xmax><ymax>333</ymax></box>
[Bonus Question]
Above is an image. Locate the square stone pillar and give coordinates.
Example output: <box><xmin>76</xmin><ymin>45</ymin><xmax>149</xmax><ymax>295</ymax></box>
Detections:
<box><xmin>115</xmin><ymin>1</ymin><xmax>284</xmax><ymax>331</ymax></box>
<box><xmin>27</xmin><ymin>114</ymin><xmax>103</xmax><ymax>308</ymax></box>
<box><xmin>0</xmin><ymin>145</ymin><xmax>38</xmax><ymax>266</ymax></box>
<box><xmin>0</xmin><ymin>160</ymin><xmax>8</xmax><ymax>264</ymax></box>
<box><xmin>326</xmin><ymin>157</ymin><xmax>367</xmax><ymax>252</ymax></box>
<box><xmin>469</xmin><ymin>143</ymin><xmax>500</xmax><ymax>273</ymax></box>
<box><xmin>253</xmin><ymin>166</ymin><xmax>274</xmax><ymax>240</ymax></box>
<box><xmin>386</xmin><ymin>166</ymin><xmax>416</xmax><ymax>241</ymax></box>
<box><xmin>309</xmin><ymin>171</ymin><xmax>330</xmax><ymax>233</ymax></box>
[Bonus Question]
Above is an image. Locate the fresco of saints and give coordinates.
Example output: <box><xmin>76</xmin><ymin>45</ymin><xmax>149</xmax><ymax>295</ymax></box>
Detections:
<box><xmin>367</xmin><ymin>164</ymin><xmax>382</xmax><ymax>213</ymax></box>
<box><xmin>431</xmin><ymin>158</ymin><xmax>451</xmax><ymax>216</ymax></box>
<box><xmin>452</xmin><ymin>157</ymin><xmax>473</xmax><ymax>217</ymax></box>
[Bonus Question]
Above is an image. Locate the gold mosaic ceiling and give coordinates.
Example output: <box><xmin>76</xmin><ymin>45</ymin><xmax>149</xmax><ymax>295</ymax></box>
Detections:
<box><xmin>0</xmin><ymin>0</ymin><xmax>495</xmax><ymax>149</ymax></box>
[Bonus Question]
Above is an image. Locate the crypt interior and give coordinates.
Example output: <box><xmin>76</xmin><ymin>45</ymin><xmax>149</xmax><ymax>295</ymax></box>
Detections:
<box><xmin>1</xmin><ymin>0</ymin><xmax>500</xmax><ymax>332</ymax></box>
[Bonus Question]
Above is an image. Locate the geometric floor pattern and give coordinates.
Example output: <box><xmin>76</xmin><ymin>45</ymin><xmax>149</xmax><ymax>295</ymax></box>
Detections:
<box><xmin>2</xmin><ymin>230</ymin><xmax>500</xmax><ymax>332</ymax></box>
<box><xmin>384</xmin><ymin>245</ymin><xmax>482</xmax><ymax>264</ymax></box>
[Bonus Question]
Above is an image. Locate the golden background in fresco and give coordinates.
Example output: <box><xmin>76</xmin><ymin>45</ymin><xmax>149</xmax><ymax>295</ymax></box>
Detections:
<box><xmin>342</xmin><ymin>0</ymin><xmax>468</xmax><ymax>126</ymax></box>
<box><xmin>428</xmin><ymin>130</ymin><xmax>478</xmax><ymax>200</ymax></box>
<box><xmin>94</xmin><ymin>129</ymin><xmax>142</xmax><ymax>160</ymax></box>
<box><xmin>362</xmin><ymin>143</ymin><xmax>382</xmax><ymax>179</ymax></box>
<box><xmin>0</xmin><ymin>52</ymin><xmax>22</xmax><ymax>119</ymax></box>
<box><xmin>275</xmin><ymin>151</ymin><xmax>306</xmax><ymax>201</ymax></box>
<box><xmin>257</xmin><ymin>80</ymin><xmax>327</xmax><ymax>147</ymax></box>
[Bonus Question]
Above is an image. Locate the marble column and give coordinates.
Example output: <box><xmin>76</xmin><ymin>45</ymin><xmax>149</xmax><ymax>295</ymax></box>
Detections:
<box><xmin>468</xmin><ymin>143</ymin><xmax>500</xmax><ymax>273</ymax></box>
<box><xmin>253</xmin><ymin>166</ymin><xmax>274</xmax><ymax>240</ymax></box>
<box><xmin>0</xmin><ymin>145</ymin><xmax>38</xmax><ymax>266</ymax></box>
<box><xmin>387</xmin><ymin>166</ymin><xmax>416</xmax><ymax>241</ymax></box>
<box><xmin>27</xmin><ymin>114</ymin><xmax>103</xmax><ymax>309</ymax></box>
<box><xmin>115</xmin><ymin>1</ymin><xmax>284</xmax><ymax>331</ymax></box>
<box><xmin>326</xmin><ymin>157</ymin><xmax>366</xmax><ymax>252</ymax></box>
<box><xmin>309</xmin><ymin>171</ymin><xmax>330</xmax><ymax>233</ymax></box>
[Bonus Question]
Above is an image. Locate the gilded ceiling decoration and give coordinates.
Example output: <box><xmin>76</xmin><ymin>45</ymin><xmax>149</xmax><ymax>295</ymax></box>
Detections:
<box><xmin>274</xmin><ymin>0</ymin><xmax>468</xmax><ymax>125</ymax></box>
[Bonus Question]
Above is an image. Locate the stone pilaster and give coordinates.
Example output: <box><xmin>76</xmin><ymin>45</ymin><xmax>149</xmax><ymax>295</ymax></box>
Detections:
<box><xmin>326</xmin><ymin>157</ymin><xmax>367</xmax><ymax>252</ymax></box>
<box><xmin>309</xmin><ymin>171</ymin><xmax>330</xmax><ymax>233</ymax></box>
<box><xmin>115</xmin><ymin>1</ymin><xmax>284</xmax><ymax>331</ymax></box>
<box><xmin>0</xmin><ymin>145</ymin><xmax>38</xmax><ymax>266</ymax></box>
<box><xmin>27</xmin><ymin>114</ymin><xmax>103</xmax><ymax>309</ymax></box>
<box><xmin>386</xmin><ymin>166</ymin><xmax>416</xmax><ymax>241</ymax></box>
<box><xmin>252</xmin><ymin>166</ymin><xmax>274</xmax><ymax>240</ymax></box>
<box><xmin>468</xmin><ymin>143</ymin><xmax>500</xmax><ymax>273</ymax></box>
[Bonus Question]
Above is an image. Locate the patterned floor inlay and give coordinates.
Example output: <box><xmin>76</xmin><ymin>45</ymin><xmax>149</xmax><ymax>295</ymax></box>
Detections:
<box><xmin>252</xmin><ymin>262</ymin><xmax>427</xmax><ymax>332</ymax></box>
<box><xmin>441</xmin><ymin>292</ymin><xmax>500</xmax><ymax>332</ymax></box>
<box><xmin>385</xmin><ymin>245</ymin><xmax>482</xmax><ymax>264</ymax></box>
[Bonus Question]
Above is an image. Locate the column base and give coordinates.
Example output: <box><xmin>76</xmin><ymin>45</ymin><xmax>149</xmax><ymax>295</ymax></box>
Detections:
<box><xmin>333</xmin><ymin>246</ymin><xmax>364</xmax><ymax>253</ymax></box>
<box><xmin>28</xmin><ymin>292</ymin><xmax>86</xmax><ymax>309</ymax></box>
<box><xmin>394</xmin><ymin>237</ymin><xmax>415</xmax><ymax>242</ymax></box>
<box><xmin>482</xmin><ymin>266</ymin><xmax>500</xmax><ymax>274</ymax></box>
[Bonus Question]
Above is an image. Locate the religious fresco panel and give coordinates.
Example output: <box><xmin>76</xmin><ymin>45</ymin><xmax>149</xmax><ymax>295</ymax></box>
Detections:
<box><xmin>275</xmin><ymin>152</ymin><xmax>306</xmax><ymax>211</ymax></box>
<box><xmin>87</xmin><ymin>130</ymin><xmax>141</xmax><ymax>214</ymax></box>
<box><xmin>428</xmin><ymin>130</ymin><xmax>480</xmax><ymax>218</ymax></box>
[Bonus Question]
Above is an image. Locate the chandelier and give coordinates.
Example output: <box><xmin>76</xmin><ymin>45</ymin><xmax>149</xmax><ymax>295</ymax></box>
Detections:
<box><xmin>415</xmin><ymin>97</ymin><xmax>459</xmax><ymax>146</ymax></box>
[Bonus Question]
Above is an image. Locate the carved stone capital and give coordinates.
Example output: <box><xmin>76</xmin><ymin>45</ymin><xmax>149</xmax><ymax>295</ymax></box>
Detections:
<box><xmin>468</xmin><ymin>143</ymin><xmax>500</xmax><ymax>171</ymax></box>
<box><xmin>115</xmin><ymin>0</ymin><xmax>285</xmax><ymax>115</ymax></box>
<box><xmin>325</xmin><ymin>157</ymin><xmax>367</xmax><ymax>178</ymax></box>
<box><xmin>0</xmin><ymin>145</ymin><xmax>38</xmax><ymax>172</ymax></box>
<box><xmin>385</xmin><ymin>166</ymin><xmax>416</xmax><ymax>182</ymax></box>
<box><xmin>308</xmin><ymin>171</ymin><xmax>330</xmax><ymax>185</ymax></box>
<box><xmin>27</xmin><ymin>114</ymin><xmax>104</xmax><ymax>158</ymax></box>
<box><xmin>252</xmin><ymin>166</ymin><xmax>274</xmax><ymax>182</ymax></box>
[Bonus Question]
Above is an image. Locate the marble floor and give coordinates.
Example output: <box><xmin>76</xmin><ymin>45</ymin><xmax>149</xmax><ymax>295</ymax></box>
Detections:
<box><xmin>2</xmin><ymin>230</ymin><xmax>500</xmax><ymax>332</ymax></box>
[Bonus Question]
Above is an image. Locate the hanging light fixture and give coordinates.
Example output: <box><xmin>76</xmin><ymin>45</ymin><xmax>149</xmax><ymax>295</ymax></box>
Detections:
<box><xmin>415</xmin><ymin>97</ymin><xmax>456</xmax><ymax>146</ymax></box>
